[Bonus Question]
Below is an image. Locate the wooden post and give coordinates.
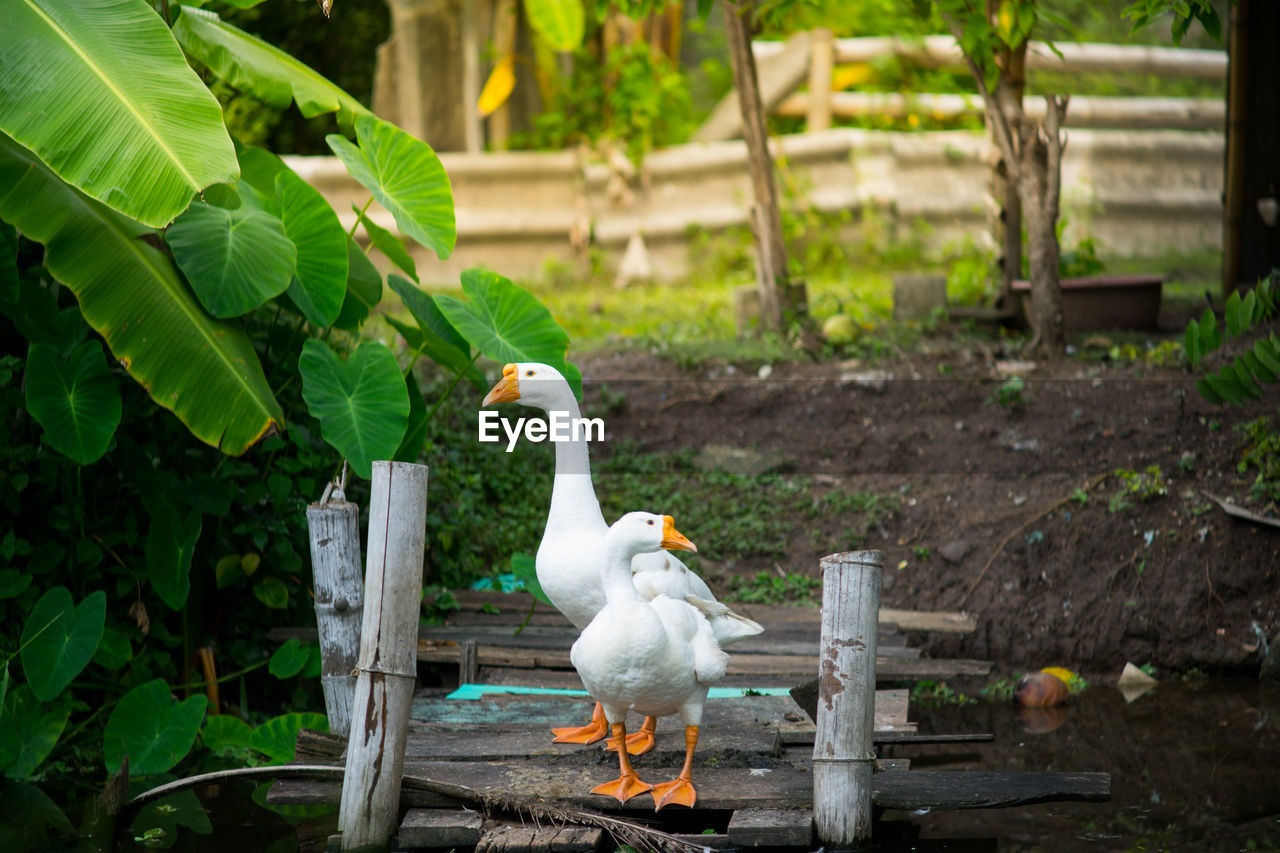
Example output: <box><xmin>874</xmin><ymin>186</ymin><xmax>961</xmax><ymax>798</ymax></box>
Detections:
<box><xmin>307</xmin><ymin>478</ymin><xmax>364</xmax><ymax>739</ymax></box>
<box><xmin>813</xmin><ymin>550</ymin><xmax>882</xmax><ymax>848</ymax></box>
<box><xmin>339</xmin><ymin>461</ymin><xmax>429</xmax><ymax>852</ymax></box>
<box><xmin>807</xmin><ymin>28</ymin><xmax>834</xmax><ymax>132</ymax></box>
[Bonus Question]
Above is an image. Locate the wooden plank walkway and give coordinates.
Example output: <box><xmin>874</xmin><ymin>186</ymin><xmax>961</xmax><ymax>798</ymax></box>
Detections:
<box><xmin>413</xmin><ymin>590</ymin><xmax>992</xmax><ymax>684</ymax></box>
<box><xmin>273</xmin><ymin>593</ymin><xmax>1108</xmax><ymax>850</ymax></box>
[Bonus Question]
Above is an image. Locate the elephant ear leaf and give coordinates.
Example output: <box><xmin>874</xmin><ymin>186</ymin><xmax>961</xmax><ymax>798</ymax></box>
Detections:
<box><xmin>166</xmin><ymin>201</ymin><xmax>296</xmax><ymax>318</ymax></box>
<box><xmin>434</xmin><ymin>268</ymin><xmax>581</xmax><ymax>398</ymax></box>
<box><xmin>299</xmin><ymin>340</ymin><xmax>410</xmax><ymax>479</ymax></box>
<box><xmin>24</xmin><ymin>341</ymin><xmax>121</xmax><ymax>466</ymax></box>
<box><xmin>278</xmin><ymin>169</ymin><xmax>348</xmax><ymax>327</ymax></box>
<box><xmin>19</xmin><ymin>587</ymin><xmax>106</xmax><ymax>702</ymax></box>
<box><xmin>103</xmin><ymin>679</ymin><xmax>206</xmax><ymax>776</ymax></box>
<box><xmin>326</xmin><ymin>115</ymin><xmax>455</xmax><ymax>260</ymax></box>
<box><xmin>146</xmin><ymin>503</ymin><xmax>203</xmax><ymax>611</ymax></box>
<box><xmin>0</xmin><ymin>685</ymin><xmax>71</xmax><ymax>780</ymax></box>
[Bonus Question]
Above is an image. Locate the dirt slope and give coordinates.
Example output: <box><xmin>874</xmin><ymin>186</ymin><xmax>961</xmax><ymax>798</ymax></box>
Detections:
<box><xmin>577</xmin><ymin>343</ymin><xmax>1280</xmax><ymax>678</ymax></box>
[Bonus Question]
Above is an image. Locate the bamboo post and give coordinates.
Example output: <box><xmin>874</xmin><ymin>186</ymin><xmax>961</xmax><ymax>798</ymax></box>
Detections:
<box><xmin>307</xmin><ymin>475</ymin><xmax>363</xmax><ymax>738</ymax></box>
<box><xmin>807</xmin><ymin>27</ymin><xmax>833</xmax><ymax>132</ymax></box>
<box><xmin>339</xmin><ymin>461</ymin><xmax>429</xmax><ymax>852</ymax></box>
<box><xmin>812</xmin><ymin>550</ymin><xmax>882</xmax><ymax>848</ymax></box>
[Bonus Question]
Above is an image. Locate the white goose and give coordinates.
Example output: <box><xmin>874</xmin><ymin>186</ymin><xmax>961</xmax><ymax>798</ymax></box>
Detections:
<box><xmin>483</xmin><ymin>362</ymin><xmax>762</xmax><ymax>753</ymax></box>
<box><xmin>570</xmin><ymin>511</ymin><xmax>725</xmax><ymax>809</ymax></box>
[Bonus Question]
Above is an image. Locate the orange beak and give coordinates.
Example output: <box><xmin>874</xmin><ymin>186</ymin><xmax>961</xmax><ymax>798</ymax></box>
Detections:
<box><xmin>483</xmin><ymin>363</ymin><xmax>521</xmax><ymax>406</ymax></box>
<box><xmin>660</xmin><ymin>516</ymin><xmax>697</xmax><ymax>553</ymax></box>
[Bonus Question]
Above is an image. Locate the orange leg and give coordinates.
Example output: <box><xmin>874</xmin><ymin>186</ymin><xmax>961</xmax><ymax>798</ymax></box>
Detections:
<box><xmin>552</xmin><ymin>701</ymin><xmax>610</xmax><ymax>744</ymax></box>
<box><xmin>590</xmin><ymin>722</ymin><xmax>654</xmax><ymax>803</ymax></box>
<box><xmin>605</xmin><ymin>716</ymin><xmax>658</xmax><ymax>756</ymax></box>
<box><xmin>650</xmin><ymin>725</ymin><xmax>699</xmax><ymax>810</ymax></box>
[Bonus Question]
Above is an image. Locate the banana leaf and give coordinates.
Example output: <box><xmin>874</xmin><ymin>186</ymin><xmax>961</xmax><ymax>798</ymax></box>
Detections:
<box><xmin>0</xmin><ymin>133</ymin><xmax>284</xmax><ymax>455</ymax></box>
<box><xmin>1</xmin><ymin>0</ymin><xmax>237</xmax><ymax>227</ymax></box>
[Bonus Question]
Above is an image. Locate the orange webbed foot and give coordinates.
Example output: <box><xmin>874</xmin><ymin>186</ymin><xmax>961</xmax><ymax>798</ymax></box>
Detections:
<box><xmin>551</xmin><ymin>720</ymin><xmax>609</xmax><ymax>744</ymax></box>
<box><xmin>591</xmin><ymin>773</ymin><xmax>653</xmax><ymax>803</ymax></box>
<box><xmin>605</xmin><ymin>716</ymin><xmax>657</xmax><ymax>756</ymax></box>
<box><xmin>650</xmin><ymin>777</ymin><xmax>697</xmax><ymax>810</ymax></box>
<box><xmin>552</xmin><ymin>703</ymin><xmax>609</xmax><ymax>744</ymax></box>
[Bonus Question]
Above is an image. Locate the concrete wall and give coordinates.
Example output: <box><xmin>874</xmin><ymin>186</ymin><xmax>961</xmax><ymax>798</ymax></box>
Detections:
<box><xmin>284</xmin><ymin>128</ymin><xmax>1223</xmax><ymax>286</ymax></box>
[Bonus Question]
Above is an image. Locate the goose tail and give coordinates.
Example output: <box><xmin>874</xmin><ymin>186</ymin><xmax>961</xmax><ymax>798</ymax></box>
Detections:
<box><xmin>686</xmin><ymin>595</ymin><xmax>765</xmax><ymax>646</ymax></box>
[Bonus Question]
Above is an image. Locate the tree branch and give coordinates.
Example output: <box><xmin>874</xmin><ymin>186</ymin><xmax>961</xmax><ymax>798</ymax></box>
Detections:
<box><xmin>1043</xmin><ymin>94</ymin><xmax>1070</xmax><ymax>219</ymax></box>
<box><xmin>944</xmin><ymin>17</ymin><xmax>1018</xmax><ymax>170</ymax></box>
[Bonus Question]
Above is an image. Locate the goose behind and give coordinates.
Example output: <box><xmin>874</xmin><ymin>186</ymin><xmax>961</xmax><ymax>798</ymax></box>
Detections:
<box><xmin>482</xmin><ymin>362</ymin><xmax>762</xmax><ymax>750</ymax></box>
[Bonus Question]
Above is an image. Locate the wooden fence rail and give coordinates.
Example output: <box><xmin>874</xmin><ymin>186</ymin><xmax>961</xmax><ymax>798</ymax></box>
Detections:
<box><xmin>698</xmin><ymin>32</ymin><xmax>1228</xmax><ymax>141</ymax></box>
<box><xmin>752</xmin><ymin>34</ymin><xmax>1228</xmax><ymax>78</ymax></box>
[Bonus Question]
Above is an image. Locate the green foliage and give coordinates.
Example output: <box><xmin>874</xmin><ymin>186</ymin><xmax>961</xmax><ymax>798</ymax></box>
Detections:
<box><xmin>910</xmin><ymin>679</ymin><xmax>977</xmax><ymax>707</ymax></box>
<box><xmin>724</xmin><ymin>572</ymin><xmax>822</xmax><ymax>605</ymax></box>
<box><xmin>249</xmin><ymin>711</ymin><xmax>327</xmax><ymax>764</ymax></box>
<box><xmin>992</xmin><ymin>375</ymin><xmax>1027</xmax><ymax>409</ymax></box>
<box><xmin>208</xmin><ymin>0</ymin><xmax>390</xmax><ymax>155</ymax></box>
<box><xmin>173</xmin><ymin>4</ymin><xmax>372</xmax><ymax>129</ymax></box>
<box><xmin>1184</xmin><ymin>280</ymin><xmax>1279</xmax><ymax>405</ymax></box>
<box><xmin>510</xmin><ymin>552</ymin><xmax>549</xmax><ymax>605</ymax></box>
<box><xmin>0</xmin><ymin>0</ymin><xmax>575</xmax><ymax>812</ymax></box>
<box><xmin>517</xmin><ymin>38</ymin><xmax>695</xmax><ymax>164</ymax></box>
<box><xmin>1123</xmin><ymin>0</ymin><xmax>1224</xmax><ymax>45</ymax></box>
<box><xmin>525</xmin><ymin>0</ymin><xmax>587</xmax><ymax>51</ymax></box>
<box><xmin>1113</xmin><ymin>465</ymin><xmax>1168</xmax><ymax>508</ymax></box>
<box><xmin>1236</xmin><ymin>416</ymin><xmax>1280</xmax><ymax>511</ymax></box>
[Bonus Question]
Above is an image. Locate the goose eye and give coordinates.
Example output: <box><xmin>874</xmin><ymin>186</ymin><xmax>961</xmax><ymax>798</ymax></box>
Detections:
<box><xmin>525</xmin><ymin>369</ymin><xmax>534</xmax><ymax>377</ymax></box>
<box><xmin>647</xmin><ymin>519</ymin><xmax>654</xmax><ymax>526</ymax></box>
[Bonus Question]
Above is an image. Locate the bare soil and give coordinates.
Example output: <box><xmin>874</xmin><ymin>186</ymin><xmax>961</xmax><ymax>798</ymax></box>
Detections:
<box><xmin>577</xmin><ymin>333</ymin><xmax>1280</xmax><ymax>680</ymax></box>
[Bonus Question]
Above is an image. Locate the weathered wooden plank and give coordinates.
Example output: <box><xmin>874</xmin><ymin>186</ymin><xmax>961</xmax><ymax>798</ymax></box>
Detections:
<box><xmin>269</xmin><ymin>764</ymin><xmax>1108</xmax><ymax>813</ymax></box>
<box><xmin>402</xmin><ymin>760</ymin><xmax>813</xmax><ymax>813</ymax></box>
<box><xmin>416</xmin><ymin>644</ymin><xmax>968</xmax><ymax>679</ymax></box>
<box><xmin>694</xmin><ymin>30</ymin><xmax>813</xmax><ymax>142</ymax></box>
<box><xmin>416</xmin><ymin>629</ymin><xmax>917</xmax><ymax>659</ymax></box>
<box><xmin>879</xmin><ymin>608</ymin><xmax>976</xmax><ymax>634</ymax></box>
<box><xmin>727</xmin><ymin>809</ymin><xmax>813</xmax><ymax>848</ymax></box>
<box><xmin>873</xmin><ymin>771</ymin><xmax>1111</xmax><ymax>810</ymax></box>
<box><xmin>778</xmin><ymin>729</ymin><xmax>992</xmax><ymax>747</ymax></box>
<box><xmin>398</xmin><ymin>808</ymin><xmax>484</xmax><ymax>848</ymax></box>
<box><xmin>410</xmin><ymin>691</ymin><xmax>901</xmax><ymax>730</ymax></box>
<box><xmin>668</xmin><ymin>833</ymin><xmax>737</xmax><ymax>850</ymax></box>
<box><xmin>728</xmin><ymin>605</ymin><xmax>975</xmax><ymax>634</ymax></box>
<box><xmin>404</xmin><ymin>723</ymin><xmax>784</xmax><ymax>762</ymax></box>
<box><xmin>474</xmin><ymin>823</ymin><xmax>603</xmax><ymax>853</ymax></box>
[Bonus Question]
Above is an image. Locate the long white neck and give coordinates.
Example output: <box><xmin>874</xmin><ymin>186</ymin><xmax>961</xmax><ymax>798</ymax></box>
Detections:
<box><xmin>542</xmin><ymin>390</ymin><xmax>607</xmax><ymax>535</ymax></box>
<box><xmin>601</xmin><ymin>537</ymin><xmax>647</xmax><ymax>606</ymax></box>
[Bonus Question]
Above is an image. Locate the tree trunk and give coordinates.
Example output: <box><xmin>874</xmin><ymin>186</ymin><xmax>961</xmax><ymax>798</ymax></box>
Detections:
<box><xmin>721</xmin><ymin>0</ymin><xmax>793</xmax><ymax>332</ymax></box>
<box><xmin>1021</xmin><ymin>186</ymin><xmax>1064</xmax><ymax>349</ymax></box>
<box><xmin>958</xmin><ymin>26</ymin><xmax>1067</xmax><ymax>353</ymax></box>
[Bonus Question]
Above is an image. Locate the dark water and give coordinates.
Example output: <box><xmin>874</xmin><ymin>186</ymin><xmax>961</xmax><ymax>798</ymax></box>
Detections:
<box><xmin>883</xmin><ymin>679</ymin><xmax>1280</xmax><ymax>852</ymax></box>
<box><xmin>17</xmin><ymin>680</ymin><xmax>1278</xmax><ymax>852</ymax></box>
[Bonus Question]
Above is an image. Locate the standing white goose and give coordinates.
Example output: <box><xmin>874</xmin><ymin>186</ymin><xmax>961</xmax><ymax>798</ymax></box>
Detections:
<box><xmin>570</xmin><ymin>511</ymin><xmax>725</xmax><ymax>809</ymax></box>
<box><xmin>482</xmin><ymin>362</ymin><xmax>762</xmax><ymax>753</ymax></box>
